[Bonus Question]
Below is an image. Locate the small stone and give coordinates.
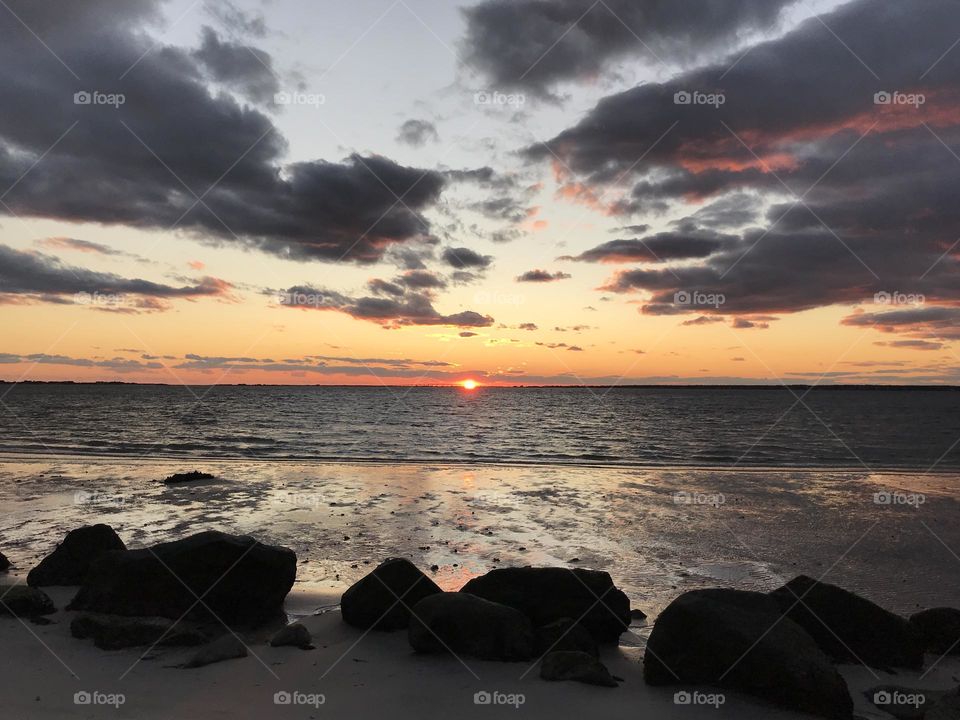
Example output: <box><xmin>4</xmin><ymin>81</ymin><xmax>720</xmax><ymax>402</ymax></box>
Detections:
<box><xmin>540</xmin><ymin>651</ymin><xmax>618</xmax><ymax>687</ymax></box>
<box><xmin>184</xmin><ymin>634</ymin><xmax>248</xmax><ymax>668</ymax></box>
<box><xmin>269</xmin><ymin>622</ymin><xmax>313</xmax><ymax>650</ymax></box>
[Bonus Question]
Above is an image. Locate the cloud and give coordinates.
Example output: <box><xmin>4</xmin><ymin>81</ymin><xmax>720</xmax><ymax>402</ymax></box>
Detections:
<box><xmin>396</xmin><ymin>119</ymin><xmax>440</xmax><ymax>146</ymax></box>
<box><xmin>461</xmin><ymin>0</ymin><xmax>798</xmax><ymax>96</ymax></box>
<box><xmin>562</xmin><ymin>232</ymin><xmax>728</xmax><ymax>263</ymax></box>
<box><xmin>516</xmin><ymin>269</ymin><xmax>571</xmax><ymax>282</ymax></box>
<box><xmin>442</xmin><ymin>247</ymin><xmax>493</xmax><ymax>269</ymax></box>
<box><xmin>841</xmin><ymin>306</ymin><xmax>960</xmax><ymax>340</ymax></box>
<box><xmin>0</xmin><ymin>1</ymin><xmax>445</xmax><ymax>265</ymax></box>
<box><xmin>279</xmin><ymin>285</ymin><xmax>494</xmax><ymax>329</ymax></box>
<box><xmin>193</xmin><ymin>26</ymin><xmax>279</xmax><ymax>103</ymax></box>
<box><xmin>875</xmin><ymin>339</ymin><xmax>944</xmax><ymax>350</ymax></box>
<box><xmin>0</xmin><ymin>244</ymin><xmax>230</xmax><ymax>309</ymax></box>
<box><xmin>525</xmin><ymin>0</ymin><xmax>960</xmax><ymax>321</ymax></box>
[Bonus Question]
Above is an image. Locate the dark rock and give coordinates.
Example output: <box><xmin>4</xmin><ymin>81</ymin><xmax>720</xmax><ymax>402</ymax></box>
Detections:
<box><xmin>909</xmin><ymin>607</ymin><xmax>960</xmax><ymax>655</ymax></box>
<box><xmin>535</xmin><ymin>618</ymin><xmax>598</xmax><ymax>657</ymax></box>
<box><xmin>341</xmin><ymin>558</ymin><xmax>441</xmax><ymax>631</ymax></box>
<box><xmin>0</xmin><ymin>585</ymin><xmax>56</xmax><ymax>617</ymax></box>
<box><xmin>645</xmin><ymin>588</ymin><xmax>853</xmax><ymax>720</ymax></box>
<box><xmin>183</xmin><ymin>634</ymin><xmax>247</xmax><ymax>668</ymax></box>
<box><xmin>269</xmin><ymin>622</ymin><xmax>312</xmax><ymax>649</ymax></box>
<box><xmin>71</xmin><ymin>613</ymin><xmax>208</xmax><ymax>650</ymax></box>
<box><xmin>0</xmin><ymin>551</ymin><xmax>9</xmax><ymax>572</ymax></box>
<box><xmin>408</xmin><ymin>592</ymin><xmax>535</xmax><ymax>661</ymax></box>
<box><xmin>460</xmin><ymin>567</ymin><xmax>630</xmax><ymax>643</ymax></box>
<box><xmin>28</xmin><ymin>524</ymin><xmax>126</xmax><ymax>587</ymax></box>
<box><xmin>630</xmin><ymin>608</ymin><xmax>647</xmax><ymax>622</ymax></box>
<box><xmin>769</xmin><ymin>575</ymin><xmax>923</xmax><ymax>669</ymax></box>
<box><xmin>68</xmin><ymin>531</ymin><xmax>296</xmax><ymax>627</ymax></box>
<box><xmin>540</xmin><ymin>650</ymin><xmax>618</xmax><ymax>687</ymax></box>
<box><xmin>163</xmin><ymin>471</ymin><xmax>216</xmax><ymax>484</ymax></box>
<box><xmin>926</xmin><ymin>686</ymin><xmax>960</xmax><ymax>720</ymax></box>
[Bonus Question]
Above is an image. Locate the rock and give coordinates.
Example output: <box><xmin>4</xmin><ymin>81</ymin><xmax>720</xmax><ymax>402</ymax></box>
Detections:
<box><xmin>27</xmin><ymin>524</ymin><xmax>126</xmax><ymax>587</ymax></box>
<box><xmin>769</xmin><ymin>575</ymin><xmax>923</xmax><ymax>669</ymax></box>
<box><xmin>540</xmin><ymin>650</ymin><xmax>618</xmax><ymax>687</ymax></box>
<box><xmin>71</xmin><ymin>613</ymin><xmax>208</xmax><ymax>650</ymax></box>
<box><xmin>341</xmin><ymin>558</ymin><xmax>442</xmax><ymax>631</ymax></box>
<box><xmin>925</xmin><ymin>686</ymin><xmax>960</xmax><ymax>720</ymax></box>
<box><xmin>269</xmin><ymin>622</ymin><xmax>312</xmax><ymax>649</ymax></box>
<box><xmin>535</xmin><ymin>618</ymin><xmax>598</xmax><ymax>657</ymax></box>
<box><xmin>0</xmin><ymin>585</ymin><xmax>56</xmax><ymax>617</ymax></box>
<box><xmin>909</xmin><ymin>607</ymin><xmax>960</xmax><ymax>655</ymax></box>
<box><xmin>460</xmin><ymin>567</ymin><xmax>630</xmax><ymax>643</ymax></box>
<box><xmin>163</xmin><ymin>471</ymin><xmax>216</xmax><ymax>484</ymax></box>
<box><xmin>183</xmin><ymin>634</ymin><xmax>248</xmax><ymax>668</ymax></box>
<box><xmin>630</xmin><ymin>608</ymin><xmax>647</xmax><ymax>622</ymax></box>
<box><xmin>0</xmin><ymin>551</ymin><xmax>9</xmax><ymax>572</ymax></box>
<box><xmin>408</xmin><ymin>592</ymin><xmax>536</xmax><ymax>661</ymax></box>
<box><xmin>645</xmin><ymin>588</ymin><xmax>853</xmax><ymax>720</ymax></box>
<box><xmin>68</xmin><ymin>531</ymin><xmax>296</xmax><ymax>627</ymax></box>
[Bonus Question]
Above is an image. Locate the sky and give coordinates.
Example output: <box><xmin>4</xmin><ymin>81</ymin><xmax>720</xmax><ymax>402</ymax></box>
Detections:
<box><xmin>1</xmin><ymin>0</ymin><xmax>960</xmax><ymax>386</ymax></box>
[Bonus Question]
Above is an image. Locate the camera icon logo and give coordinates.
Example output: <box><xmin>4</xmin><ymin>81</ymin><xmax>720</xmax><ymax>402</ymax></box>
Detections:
<box><xmin>474</xmin><ymin>691</ymin><xmax>492</xmax><ymax>705</ymax></box>
<box><xmin>74</xmin><ymin>691</ymin><xmax>92</xmax><ymax>705</ymax></box>
<box><xmin>874</xmin><ymin>91</ymin><xmax>892</xmax><ymax>105</ymax></box>
<box><xmin>674</xmin><ymin>691</ymin><xmax>692</xmax><ymax>705</ymax></box>
<box><xmin>674</xmin><ymin>91</ymin><xmax>692</xmax><ymax>105</ymax></box>
<box><xmin>274</xmin><ymin>91</ymin><xmax>291</xmax><ymax>105</ymax></box>
<box><xmin>274</xmin><ymin>691</ymin><xmax>292</xmax><ymax>705</ymax></box>
<box><xmin>874</xmin><ymin>291</ymin><xmax>891</xmax><ymax>304</ymax></box>
<box><xmin>874</xmin><ymin>690</ymin><xmax>892</xmax><ymax>705</ymax></box>
<box><xmin>73</xmin><ymin>91</ymin><xmax>92</xmax><ymax>105</ymax></box>
<box><xmin>474</xmin><ymin>91</ymin><xmax>491</xmax><ymax>105</ymax></box>
<box><xmin>674</xmin><ymin>290</ymin><xmax>692</xmax><ymax>305</ymax></box>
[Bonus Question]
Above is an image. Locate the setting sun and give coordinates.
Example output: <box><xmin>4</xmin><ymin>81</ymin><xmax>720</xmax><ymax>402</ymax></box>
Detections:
<box><xmin>461</xmin><ymin>379</ymin><xmax>479</xmax><ymax>391</ymax></box>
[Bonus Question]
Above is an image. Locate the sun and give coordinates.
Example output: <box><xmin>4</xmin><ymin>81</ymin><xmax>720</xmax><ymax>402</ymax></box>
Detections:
<box><xmin>461</xmin><ymin>379</ymin><xmax>479</xmax><ymax>391</ymax></box>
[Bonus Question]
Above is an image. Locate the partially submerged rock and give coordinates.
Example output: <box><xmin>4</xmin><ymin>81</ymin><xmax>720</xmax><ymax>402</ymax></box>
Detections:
<box><xmin>0</xmin><ymin>551</ymin><xmax>9</xmax><ymax>572</ymax></box>
<box><xmin>28</xmin><ymin>524</ymin><xmax>126</xmax><ymax>587</ymax></box>
<box><xmin>341</xmin><ymin>558</ymin><xmax>441</xmax><ymax>631</ymax></box>
<box><xmin>460</xmin><ymin>567</ymin><xmax>630</xmax><ymax>643</ymax></box>
<box><xmin>909</xmin><ymin>607</ymin><xmax>960</xmax><ymax>655</ymax></box>
<box><xmin>408</xmin><ymin>592</ymin><xmax>536</xmax><ymax>661</ymax></box>
<box><xmin>769</xmin><ymin>575</ymin><xmax>923</xmax><ymax>670</ymax></box>
<box><xmin>163</xmin><ymin>471</ymin><xmax>216</xmax><ymax>484</ymax></box>
<box><xmin>540</xmin><ymin>650</ymin><xmax>618</xmax><ymax>687</ymax></box>
<box><xmin>0</xmin><ymin>585</ymin><xmax>56</xmax><ymax>618</ymax></box>
<box><xmin>71</xmin><ymin>613</ymin><xmax>208</xmax><ymax>650</ymax></box>
<box><xmin>645</xmin><ymin>588</ymin><xmax>853</xmax><ymax>720</ymax></box>
<box><xmin>269</xmin><ymin>622</ymin><xmax>312</xmax><ymax>649</ymax></box>
<box><xmin>183</xmin><ymin>634</ymin><xmax>247</xmax><ymax>668</ymax></box>
<box><xmin>68</xmin><ymin>531</ymin><xmax>296</xmax><ymax>627</ymax></box>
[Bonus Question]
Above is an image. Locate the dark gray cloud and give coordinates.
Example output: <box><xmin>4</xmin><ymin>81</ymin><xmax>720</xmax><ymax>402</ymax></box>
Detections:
<box><xmin>280</xmin><ymin>285</ymin><xmax>494</xmax><ymax>329</ymax></box>
<box><xmin>461</xmin><ymin>0</ymin><xmax>798</xmax><ymax>96</ymax></box>
<box><xmin>516</xmin><ymin>269</ymin><xmax>572</xmax><ymax>283</ymax></box>
<box><xmin>842</xmin><ymin>306</ymin><xmax>960</xmax><ymax>341</ymax></box>
<box><xmin>442</xmin><ymin>247</ymin><xmax>493</xmax><ymax>269</ymax></box>
<box><xmin>193</xmin><ymin>26</ymin><xmax>279</xmax><ymax>103</ymax></box>
<box><xmin>562</xmin><ymin>232</ymin><xmax>728</xmax><ymax>263</ymax></box>
<box><xmin>526</xmin><ymin>0</ymin><xmax>960</xmax><ymax>325</ymax></box>
<box><xmin>0</xmin><ymin>244</ymin><xmax>230</xmax><ymax>308</ymax></box>
<box><xmin>0</xmin><ymin>0</ymin><xmax>445</xmax><ymax>265</ymax></box>
<box><xmin>397</xmin><ymin>119</ymin><xmax>440</xmax><ymax>147</ymax></box>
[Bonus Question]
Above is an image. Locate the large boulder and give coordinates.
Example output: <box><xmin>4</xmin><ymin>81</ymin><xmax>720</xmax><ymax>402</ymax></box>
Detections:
<box><xmin>341</xmin><ymin>558</ymin><xmax>442</xmax><ymax>631</ymax></box>
<box><xmin>0</xmin><ymin>585</ymin><xmax>56</xmax><ymax>617</ymax></box>
<box><xmin>0</xmin><ymin>551</ymin><xmax>9</xmax><ymax>572</ymax></box>
<box><xmin>909</xmin><ymin>607</ymin><xmax>960</xmax><ymax>655</ymax></box>
<box><xmin>28</xmin><ymin>524</ymin><xmax>126</xmax><ymax>587</ymax></box>
<box><xmin>71</xmin><ymin>613</ymin><xmax>208</xmax><ymax>650</ymax></box>
<box><xmin>769</xmin><ymin>576</ymin><xmax>923</xmax><ymax>669</ymax></box>
<box><xmin>645</xmin><ymin>589</ymin><xmax>853</xmax><ymax>720</ymax></box>
<box><xmin>540</xmin><ymin>650</ymin><xmax>618</xmax><ymax>687</ymax></box>
<box><xmin>535</xmin><ymin>618</ymin><xmax>598</xmax><ymax>657</ymax></box>
<box><xmin>408</xmin><ymin>592</ymin><xmax>536</xmax><ymax>661</ymax></box>
<box><xmin>926</xmin><ymin>686</ymin><xmax>960</xmax><ymax>720</ymax></box>
<box><xmin>460</xmin><ymin>567</ymin><xmax>630</xmax><ymax>642</ymax></box>
<box><xmin>68</xmin><ymin>531</ymin><xmax>296</xmax><ymax>627</ymax></box>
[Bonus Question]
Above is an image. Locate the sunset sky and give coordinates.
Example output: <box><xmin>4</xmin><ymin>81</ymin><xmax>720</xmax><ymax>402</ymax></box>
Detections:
<box><xmin>2</xmin><ymin>0</ymin><xmax>960</xmax><ymax>385</ymax></box>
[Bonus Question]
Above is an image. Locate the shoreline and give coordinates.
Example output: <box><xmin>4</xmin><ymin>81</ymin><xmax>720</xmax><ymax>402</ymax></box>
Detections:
<box><xmin>1</xmin><ymin>450</ymin><xmax>959</xmax><ymax>475</ymax></box>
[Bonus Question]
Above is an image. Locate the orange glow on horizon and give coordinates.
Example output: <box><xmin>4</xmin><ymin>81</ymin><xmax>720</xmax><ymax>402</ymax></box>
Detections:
<box><xmin>461</xmin><ymin>379</ymin><xmax>479</xmax><ymax>390</ymax></box>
